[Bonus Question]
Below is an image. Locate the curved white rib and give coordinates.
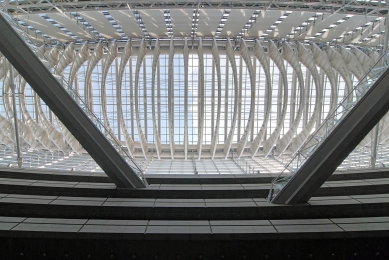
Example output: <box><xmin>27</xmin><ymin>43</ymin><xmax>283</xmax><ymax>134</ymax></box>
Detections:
<box><xmin>152</xmin><ymin>39</ymin><xmax>162</xmax><ymax>159</ymax></box>
<box><xmin>101</xmin><ymin>40</ymin><xmax>118</xmax><ymax>133</ymax></box>
<box><xmin>85</xmin><ymin>41</ymin><xmax>103</xmax><ymax>111</ymax></box>
<box><xmin>3</xmin><ymin>67</ymin><xmax>42</xmax><ymax>149</ymax></box>
<box><xmin>47</xmin><ymin>45</ymin><xmax>61</xmax><ymax>66</ymax></box>
<box><xmin>34</xmin><ymin>93</ymin><xmax>68</xmax><ymax>151</ymax></box>
<box><xmin>0</xmin><ymin>112</ymin><xmax>14</xmax><ymax>146</ymax></box>
<box><xmin>288</xmin><ymin>42</ymin><xmax>322</xmax><ymax>154</ymax></box>
<box><xmin>368</xmin><ymin>50</ymin><xmax>380</xmax><ymax>63</ymax></box>
<box><xmin>117</xmin><ymin>39</ymin><xmax>135</xmax><ymax>156</ymax></box>
<box><xmin>168</xmin><ymin>39</ymin><xmax>175</xmax><ymax>159</ymax></box>
<box><xmin>68</xmin><ymin>42</ymin><xmax>89</xmax><ymax>89</ymax></box>
<box><xmin>236</xmin><ymin>39</ymin><xmax>256</xmax><ymax>158</ymax></box>
<box><xmin>183</xmin><ymin>39</ymin><xmax>189</xmax><ymax>160</ymax></box>
<box><xmin>276</xmin><ymin>42</ymin><xmax>305</xmax><ymax>155</ymax></box>
<box><xmin>56</xmin><ymin>43</ymin><xmax>75</xmax><ymax>73</ymax></box>
<box><xmin>262</xmin><ymin>40</ymin><xmax>288</xmax><ymax>157</ymax></box>
<box><xmin>223</xmin><ymin>38</ymin><xmax>239</xmax><ymax>159</ymax></box>
<box><xmin>197</xmin><ymin>38</ymin><xmax>204</xmax><ymax>159</ymax></box>
<box><xmin>339</xmin><ymin>46</ymin><xmax>364</xmax><ymax>81</ymax></box>
<box><xmin>326</xmin><ymin>47</ymin><xmax>353</xmax><ymax>99</ymax></box>
<box><xmin>0</xmin><ymin>60</ymin><xmax>16</xmax><ymax>146</ymax></box>
<box><xmin>350</xmin><ymin>46</ymin><xmax>375</xmax><ymax>75</ymax></box>
<box><xmin>210</xmin><ymin>38</ymin><xmax>222</xmax><ymax>160</ymax></box>
<box><xmin>298</xmin><ymin>44</ymin><xmax>340</xmax><ymax>155</ymax></box>
<box><xmin>19</xmin><ymin>79</ymin><xmax>59</xmax><ymax>151</ymax></box>
<box><xmin>0</xmin><ymin>57</ymin><xmax>7</xmax><ymax>80</ymax></box>
<box><xmin>311</xmin><ymin>44</ymin><xmax>337</xmax><ymax>115</ymax></box>
<box><xmin>134</xmin><ymin>39</ymin><xmax>148</xmax><ymax>158</ymax></box>
<box><xmin>250</xmin><ymin>40</ymin><xmax>272</xmax><ymax>157</ymax></box>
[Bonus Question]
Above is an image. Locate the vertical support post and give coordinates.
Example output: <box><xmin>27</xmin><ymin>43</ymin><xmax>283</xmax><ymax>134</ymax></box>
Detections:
<box><xmin>9</xmin><ymin>62</ymin><xmax>22</xmax><ymax>168</ymax></box>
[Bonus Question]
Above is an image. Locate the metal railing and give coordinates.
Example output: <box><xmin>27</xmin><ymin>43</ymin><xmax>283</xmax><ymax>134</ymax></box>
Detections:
<box><xmin>0</xmin><ymin>11</ymin><xmax>147</xmax><ymax>183</ymax></box>
<box><xmin>230</xmin><ymin>150</ymin><xmax>258</xmax><ymax>174</ymax></box>
<box><xmin>268</xmin><ymin>50</ymin><xmax>389</xmax><ymax>201</ymax></box>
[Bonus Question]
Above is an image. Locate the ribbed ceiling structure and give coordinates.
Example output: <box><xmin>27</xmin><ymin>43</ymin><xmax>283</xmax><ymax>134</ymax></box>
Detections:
<box><xmin>1</xmin><ymin>0</ymin><xmax>389</xmax><ymax>172</ymax></box>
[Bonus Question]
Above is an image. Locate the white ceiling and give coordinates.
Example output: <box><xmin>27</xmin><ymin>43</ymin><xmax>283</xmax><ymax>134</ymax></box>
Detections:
<box><xmin>10</xmin><ymin>6</ymin><xmax>387</xmax><ymax>47</ymax></box>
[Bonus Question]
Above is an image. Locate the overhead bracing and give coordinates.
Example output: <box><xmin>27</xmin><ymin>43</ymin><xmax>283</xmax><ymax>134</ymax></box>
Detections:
<box><xmin>0</xmin><ymin>13</ymin><xmax>147</xmax><ymax>188</ymax></box>
<box><xmin>6</xmin><ymin>0</ymin><xmax>389</xmax><ymax>17</ymax></box>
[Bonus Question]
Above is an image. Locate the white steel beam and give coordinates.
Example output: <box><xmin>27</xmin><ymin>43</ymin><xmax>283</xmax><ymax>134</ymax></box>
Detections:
<box><xmin>184</xmin><ymin>38</ymin><xmax>189</xmax><ymax>160</ymax></box>
<box><xmin>19</xmin><ymin>78</ymin><xmax>59</xmax><ymax>151</ymax></box>
<box><xmin>210</xmin><ymin>38</ymin><xmax>222</xmax><ymax>160</ymax></box>
<box><xmin>68</xmin><ymin>42</ymin><xmax>89</xmax><ymax>94</ymax></box>
<box><xmin>262</xmin><ymin>40</ymin><xmax>288</xmax><ymax>157</ymax></box>
<box><xmin>296</xmin><ymin>44</ymin><xmax>339</xmax><ymax>154</ymax></box>
<box><xmin>152</xmin><ymin>38</ymin><xmax>162</xmax><ymax>159</ymax></box>
<box><xmin>287</xmin><ymin>42</ymin><xmax>322</xmax><ymax>154</ymax></box>
<box><xmin>326</xmin><ymin>47</ymin><xmax>353</xmax><ymax>100</ymax></box>
<box><xmin>250</xmin><ymin>39</ymin><xmax>272</xmax><ymax>157</ymax></box>
<box><xmin>84</xmin><ymin>41</ymin><xmax>103</xmax><ymax>112</ymax></box>
<box><xmin>339</xmin><ymin>46</ymin><xmax>365</xmax><ymax>81</ymax></box>
<box><xmin>134</xmin><ymin>39</ymin><xmax>149</xmax><ymax>158</ymax></box>
<box><xmin>276</xmin><ymin>42</ymin><xmax>305</xmax><ymax>155</ymax></box>
<box><xmin>168</xmin><ymin>38</ymin><xmax>175</xmax><ymax>159</ymax></box>
<box><xmin>101</xmin><ymin>40</ymin><xmax>118</xmax><ymax>134</ymax></box>
<box><xmin>236</xmin><ymin>39</ymin><xmax>256</xmax><ymax>158</ymax></box>
<box><xmin>223</xmin><ymin>38</ymin><xmax>239</xmax><ymax>159</ymax></box>
<box><xmin>197</xmin><ymin>38</ymin><xmax>204</xmax><ymax>160</ymax></box>
<box><xmin>117</xmin><ymin>39</ymin><xmax>135</xmax><ymax>156</ymax></box>
<box><xmin>3</xmin><ymin>65</ymin><xmax>42</xmax><ymax>149</ymax></box>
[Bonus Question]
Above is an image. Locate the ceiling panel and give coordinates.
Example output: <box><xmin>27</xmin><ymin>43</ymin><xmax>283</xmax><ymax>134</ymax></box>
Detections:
<box><xmin>317</xmin><ymin>15</ymin><xmax>376</xmax><ymax>42</ymax></box>
<box><xmin>220</xmin><ymin>9</ymin><xmax>256</xmax><ymax>37</ymax></box>
<box><xmin>109</xmin><ymin>10</ymin><xmax>143</xmax><ymax>38</ymax></box>
<box><xmin>78</xmin><ymin>11</ymin><xmax>121</xmax><ymax>39</ymax></box>
<box><xmin>351</xmin><ymin>18</ymin><xmax>385</xmax><ymax>44</ymax></box>
<box><xmin>196</xmin><ymin>9</ymin><xmax>223</xmax><ymax>37</ymax></box>
<box><xmin>269</xmin><ymin>11</ymin><xmax>315</xmax><ymax>38</ymax></box>
<box><xmin>171</xmin><ymin>9</ymin><xmax>192</xmax><ymax>37</ymax></box>
<box><xmin>296</xmin><ymin>13</ymin><xmax>346</xmax><ymax>40</ymax></box>
<box><xmin>18</xmin><ymin>14</ymin><xmax>74</xmax><ymax>42</ymax></box>
<box><xmin>48</xmin><ymin>13</ymin><xmax>94</xmax><ymax>40</ymax></box>
<box><xmin>11</xmin><ymin>17</ymin><xmax>47</xmax><ymax>43</ymax></box>
<box><xmin>248</xmin><ymin>10</ymin><xmax>283</xmax><ymax>37</ymax></box>
<box><xmin>140</xmin><ymin>10</ymin><xmax>167</xmax><ymax>37</ymax></box>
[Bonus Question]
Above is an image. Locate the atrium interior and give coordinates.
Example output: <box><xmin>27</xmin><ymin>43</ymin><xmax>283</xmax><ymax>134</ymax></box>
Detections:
<box><xmin>0</xmin><ymin>0</ymin><xmax>389</xmax><ymax>258</ymax></box>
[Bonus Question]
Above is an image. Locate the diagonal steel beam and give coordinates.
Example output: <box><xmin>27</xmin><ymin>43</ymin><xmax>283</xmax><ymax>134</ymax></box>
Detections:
<box><xmin>272</xmin><ymin>63</ymin><xmax>389</xmax><ymax>204</ymax></box>
<box><xmin>0</xmin><ymin>13</ymin><xmax>147</xmax><ymax>188</ymax></box>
